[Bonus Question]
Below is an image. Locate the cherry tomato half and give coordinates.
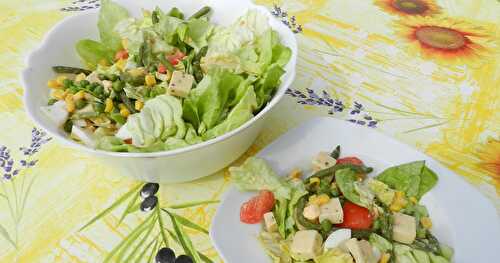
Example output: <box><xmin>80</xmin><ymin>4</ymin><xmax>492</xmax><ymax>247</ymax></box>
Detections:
<box><xmin>115</xmin><ymin>49</ymin><xmax>129</xmax><ymax>61</ymax></box>
<box><xmin>336</xmin><ymin>157</ymin><xmax>364</xmax><ymax>166</ymax></box>
<box><xmin>337</xmin><ymin>201</ymin><xmax>373</xmax><ymax>230</ymax></box>
<box><xmin>240</xmin><ymin>190</ymin><xmax>275</xmax><ymax>224</ymax></box>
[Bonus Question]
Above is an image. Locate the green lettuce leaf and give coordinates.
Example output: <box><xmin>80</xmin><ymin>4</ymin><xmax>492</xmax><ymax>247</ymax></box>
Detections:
<box><xmin>98</xmin><ymin>0</ymin><xmax>130</xmax><ymax>51</ymax></box>
<box><xmin>335</xmin><ymin>168</ymin><xmax>373</xmax><ymax>208</ymax></box>
<box><xmin>258</xmin><ymin>232</ymin><xmax>293</xmax><ymax>263</ymax></box>
<box><xmin>369</xmin><ymin>233</ymin><xmax>393</xmax><ymax>253</ymax></box>
<box><xmin>376</xmin><ymin>161</ymin><xmax>438</xmax><ymax>199</ymax></box>
<box><xmin>75</xmin><ymin>39</ymin><xmax>113</xmax><ymax>69</ymax></box>
<box><xmin>376</xmin><ymin>161</ymin><xmax>425</xmax><ymax>198</ymax></box>
<box><xmin>229</xmin><ymin>157</ymin><xmax>291</xmax><ymax>199</ymax></box>
<box><xmin>314</xmin><ymin>249</ymin><xmax>354</xmax><ymax>263</ymax></box>
<box><xmin>119</xmin><ymin>94</ymin><xmax>186</xmax><ymax>147</ymax></box>
<box><xmin>367</xmin><ymin>179</ymin><xmax>395</xmax><ymax>206</ymax></box>
<box><xmin>184</xmin><ymin>18</ymin><xmax>214</xmax><ymax>51</ymax></box>
<box><xmin>254</xmin><ymin>63</ymin><xmax>285</xmax><ymax>108</ymax></box>
<box><xmin>417</xmin><ymin>167</ymin><xmax>438</xmax><ymax>198</ymax></box>
<box><xmin>202</xmin><ymin>84</ymin><xmax>257</xmax><ymax>140</ymax></box>
<box><xmin>394</xmin><ymin>244</ymin><xmax>419</xmax><ymax>263</ymax></box>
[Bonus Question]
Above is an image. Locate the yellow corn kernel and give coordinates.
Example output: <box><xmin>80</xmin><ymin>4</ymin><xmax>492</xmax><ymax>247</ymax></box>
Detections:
<box><xmin>56</xmin><ymin>75</ymin><xmax>67</xmax><ymax>86</ymax></box>
<box><xmin>379</xmin><ymin>253</ymin><xmax>391</xmax><ymax>263</ymax></box>
<box><xmin>308</xmin><ymin>195</ymin><xmax>317</xmax><ymax>204</ymax></box>
<box><xmin>420</xmin><ymin>217</ymin><xmax>432</xmax><ymax>229</ymax></box>
<box><xmin>308</xmin><ymin>177</ymin><xmax>320</xmax><ymax>186</ymax></box>
<box><xmin>409</xmin><ymin>197</ymin><xmax>418</xmax><ymax>204</ymax></box>
<box><xmin>121</xmin><ymin>38</ymin><xmax>128</xmax><ymax>50</ymax></box>
<box><xmin>316</xmin><ymin>194</ymin><xmax>330</xmax><ymax>205</ymax></box>
<box><xmin>116</xmin><ymin>58</ymin><xmax>127</xmax><ymax>71</ymax></box>
<box><xmin>390</xmin><ymin>191</ymin><xmax>408</xmax><ymax>212</ymax></box>
<box><xmin>145</xmin><ymin>74</ymin><xmax>156</xmax><ymax>87</ymax></box>
<box><xmin>120</xmin><ymin>108</ymin><xmax>130</xmax><ymax>118</ymax></box>
<box><xmin>52</xmin><ymin>89</ymin><xmax>67</xmax><ymax>100</ymax></box>
<box><xmin>389</xmin><ymin>203</ymin><xmax>402</xmax><ymax>212</ymax></box>
<box><xmin>47</xmin><ymin>79</ymin><xmax>61</xmax><ymax>89</ymax></box>
<box><xmin>99</xmin><ymin>59</ymin><xmax>109</xmax><ymax>67</ymax></box>
<box><xmin>75</xmin><ymin>73</ymin><xmax>86</xmax><ymax>82</ymax></box>
<box><xmin>73</xmin><ymin>90</ymin><xmax>85</xmax><ymax>101</ymax></box>
<box><xmin>65</xmin><ymin>95</ymin><xmax>75</xmax><ymax>113</ymax></box>
<box><xmin>118</xmin><ymin>103</ymin><xmax>127</xmax><ymax>110</ymax></box>
<box><xmin>105</xmin><ymin>98</ymin><xmax>114</xmax><ymax>113</ymax></box>
<box><xmin>288</xmin><ymin>168</ymin><xmax>302</xmax><ymax>180</ymax></box>
<box><xmin>135</xmin><ymin>100</ymin><xmax>144</xmax><ymax>111</ymax></box>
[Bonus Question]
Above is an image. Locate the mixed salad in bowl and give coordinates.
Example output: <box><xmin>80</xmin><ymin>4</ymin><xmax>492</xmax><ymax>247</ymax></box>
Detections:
<box><xmin>230</xmin><ymin>146</ymin><xmax>453</xmax><ymax>263</ymax></box>
<box><xmin>42</xmin><ymin>0</ymin><xmax>291</xmax><ymax>152</ymax></box>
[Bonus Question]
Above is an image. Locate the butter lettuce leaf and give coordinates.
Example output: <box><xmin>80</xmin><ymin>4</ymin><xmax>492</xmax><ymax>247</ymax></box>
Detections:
<box><xmin>75</xmin><ymin>39</ymin><xmax>113</xmax><ymax>70</ymax></box>
<box><xmin>314</xmin><ymin>249</ymin><xmax>354</xmax><ymax>263</ymax></box>
<box><xmin>229</xmin><ymin>157</ymin><xmax>292</xmax><ymax>199</ymax></box>
<box><xmin>98</xmin><ymin>0</ymin><xmax>130</xmax><ymax>51</ymax></box>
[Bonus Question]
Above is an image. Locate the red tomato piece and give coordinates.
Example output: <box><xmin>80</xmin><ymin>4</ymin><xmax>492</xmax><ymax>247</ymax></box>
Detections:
<box><xmin>167</xmin><ymin>51</ymin><xmax>185</xmax><ymax>66</ymax></box>
<box><xmin>115</xmin><ymin>49</ymin><xmax>129</xmax><ymax>61</ymax></box>
<box><xmin>256</xmin><ymin>190</ymin><xmax>275</xmax><ymax>214</ymax></box>
<box><xmin>123</xmin><ymin>138</ymin><xmax>133</xmax><ymax>145</ymax></box>
<box><xmin>336</xmin><ymin>157</ymin><xmax>364</xmax><ymax>166</ymax></box>
<box><xmin>240</xmin><ymin>197</ymin><xmax>261</xmax><ymax>224</ymax></box>
<box><xmin>240</xmin><ymin>190</ymin><xmax>276</xmax><ymax>224</ymax></box>
<box><xmin>337</xmin><ymin>201</ymin><xmax>373</xmax><ymax>230</ymax></box>
<box><xmin>158</xmin><ymin>63</ymin><xmax>167</xmax><ymax>74</ymax></box>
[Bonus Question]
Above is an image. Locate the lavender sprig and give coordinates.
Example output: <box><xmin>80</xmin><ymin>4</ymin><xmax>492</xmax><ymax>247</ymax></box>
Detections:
<box><xmin>271</xmin><ymin>5</ymin><xmax>303</xmax><ymax>34</ymax></box>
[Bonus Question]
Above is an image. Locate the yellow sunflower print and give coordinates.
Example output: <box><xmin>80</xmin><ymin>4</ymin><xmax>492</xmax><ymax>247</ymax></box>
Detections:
<box><xmin>374</xmin><ymin>0</ymin><xmax>441</xmax><ymax>16</ymax></box>
<box><xmin>393</xmin><ymin>16</ymin><xmax>497</xmax><ymax>66</ymax></box>
<box><xmin>477</xmin><ymin>137</ymin><xmax>500</xmax><ymax>194</ymax></box>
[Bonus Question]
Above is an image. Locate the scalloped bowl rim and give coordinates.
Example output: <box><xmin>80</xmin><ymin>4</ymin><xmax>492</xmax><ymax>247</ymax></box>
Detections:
<box><xmin>21</xmin><ymin>1</ymin><xmax>297</xmax><ymax>158</ymax></box>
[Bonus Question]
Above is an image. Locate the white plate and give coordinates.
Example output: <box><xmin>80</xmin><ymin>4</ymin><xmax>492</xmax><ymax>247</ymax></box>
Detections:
<box><xmin>210</xmin><ymin>117</ymin><xmax>500</xmax><ymax>263</ymax></box>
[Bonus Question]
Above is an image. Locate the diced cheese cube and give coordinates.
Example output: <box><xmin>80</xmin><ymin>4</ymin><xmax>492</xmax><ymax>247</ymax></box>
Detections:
<box><xmin>392</xmin><ymin>212</ymin><xmax>417</xmax><ymax>244</ymax></box>
<box><xmin>312</xmin><ymin>151</ymin><xmax>337</xmax><ymax>171</ymax></box>
<box><xmin>291</xmin><ymin>230</ymin><xmax>323</xmax><ymax>261</ymax></box>
<box><xmin>263</xmin><ymin>212</ymin><xmax>277</xmax><ymax>232</ymax></box>
<box><xmin>168</xmin><ymin>71</ymin><xmax>194</xmax><ymax>98</ymax></box>
<box><xmin>85</xmin><ymin>71</ymin><xmax>101</xmax><ymax>84</ymax></box>
<box><xmin>303</xmin><ymin>204</ymin><xmax>320</xmax><ymax>221</ymax></box>
<box><xmin>40</xmin><ymin>101</ymin><xmax>68</xmax><ymax>128</ymax></box>
<box><xmin>102</xmin><ymin>80</ymin><xmax>113</xmax><ymax>92</ymax></box>
<box><xmin>319</xmin><ymin>198</ymin><xmax>343</xmax><ymax>224</ymax></box>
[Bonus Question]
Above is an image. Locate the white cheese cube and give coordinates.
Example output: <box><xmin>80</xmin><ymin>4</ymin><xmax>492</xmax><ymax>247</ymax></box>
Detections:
<box><xmin>168</xmin><ymin>71</ymin><xmax>194</xmax><ymax>98</ymax></box>
<box><xmin>319</xmin><ymin>198</ymin><xmax>343</xmax><ymax>224</ymax></box>
<box><xmin>392</xmin><ymin>212</ymin><xmax>417</xmax><ymax>244</ymax></box>
<box><xmin>263</xmin><ymin>212</ymin><xmax>277</xmax><ymax>232</ymax></box>
<box><xmin>85</xmin><ymin>71</ymin><xmax>102</xmax><ymax>84</ymax></box>
<box><xmin>102</xmin><ymin>80</ymin><xmax>113</xmax><ymax>93</ymax></box>
<box><xmin>303</xmin><ymin>204</ymin><xmax>320</xmax><ymax>221</ymax></box>
<box><xmin>291</xmin><ymin>230</ymin><xmax>323</xmax><ymax>260</ymax></box>
<box><xmin>40</xmin><ymin>101</ymin><xmax>68</xmax><ymax>128</ymax></box>
<box><xmin>312</xmin><ymin>151</ymin><xmax>337</xmax><ymax>171</ymax></box>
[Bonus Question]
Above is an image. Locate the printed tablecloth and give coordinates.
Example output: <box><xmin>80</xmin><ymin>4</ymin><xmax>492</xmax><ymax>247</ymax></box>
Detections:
<box><xmin>1</xmin><ymin>0</ymin><xmax>499</xmax><ymax>262</ymax></box>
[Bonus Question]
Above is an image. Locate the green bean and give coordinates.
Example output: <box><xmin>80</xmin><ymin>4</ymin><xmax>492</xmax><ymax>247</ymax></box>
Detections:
<box><xmin>351</xmin><ymin>229</ymin><xmax>373</xmax><ymax>239</ymax></box>
<box><xmin>63</xmin><ymin>120</ymin><xmax>73</xmax><ymax>133</ymax></box>
<box><xmin>295</xmin><ymin>194</ymin><xmax>322</xmax><ymax>231</ymax></box>
<box><xmin>47</xmin><ymin>98</ymin><xmax>57</xmax><ymax>106</ymax></box>
<box><xmin>304</xmin><ymin>164</ymin><xmax>373</xmax><ymax>185</ymax></box>
<box><xmin>119</xmin><ymin>91</ymin><xmax>136</xmax><ymax>113</ymax></box>
<box><xmin>75</xmin><ymin>100</ymin><xmax>87</xmax><ymax>109</ymax></box>
<box><xmin>168</xmin><ymin>7</ymin><xmax>185</xmax><ymax>19</ymax></box>
<box><xmin>52</xmin><ymin>66</ymin><xmax>91</xmax><ymax>75</ymax></box>
<box><xmin>189</xmin><ymin>6</ymin><xmax>211</xmax><ymax>20</ymax></box>
<box><xmin>330</xmin><ymin>145</ymin><xmax>341</xmax><ymax>159</ymax></box>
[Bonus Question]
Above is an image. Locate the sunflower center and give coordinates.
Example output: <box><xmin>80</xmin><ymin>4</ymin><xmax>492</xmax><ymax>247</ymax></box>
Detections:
<box><xmin>392</xmin><ymin>0</ymin><xmax>428</xmax><ymax>14</ymax></box>
<box><xmin>415</xmin><ymin>26</ymin><xmax>466</xmax><ymax>50</ymax></box>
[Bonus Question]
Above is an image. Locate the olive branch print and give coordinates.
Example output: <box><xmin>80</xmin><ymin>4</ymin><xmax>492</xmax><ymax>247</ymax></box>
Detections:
<box><xmin>80</xmin><ymin>183</ymin><xmax>219</xmax><ymax>263</ymax></box>
<box><xmin>0</xmin><ymin>128</ymin><xmax>51</xmax><ymax>249</ymax></box>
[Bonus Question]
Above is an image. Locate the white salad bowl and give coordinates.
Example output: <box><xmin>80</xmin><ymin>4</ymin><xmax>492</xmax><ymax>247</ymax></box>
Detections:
<box><xmin>21</xmin><ymin>0</ymin><xmax>297</xmax><ymax>183</ymax></box>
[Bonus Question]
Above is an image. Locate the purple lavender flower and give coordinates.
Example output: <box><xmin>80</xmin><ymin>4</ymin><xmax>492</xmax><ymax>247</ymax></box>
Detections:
<box><xmin>19</xmin><ymin>128</ymin><xmax>51</xmax><ymax>157</ymax></box>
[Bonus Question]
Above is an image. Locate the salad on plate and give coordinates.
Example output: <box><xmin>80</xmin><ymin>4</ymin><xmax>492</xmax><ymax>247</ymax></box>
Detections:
<box><xmin>42</xmin><ymin>0</ymin><xmax>291</xmax><ymax>152</ymax></box>
<box><xmin>230</xmin><ymin>146</ymin><xmax>453</xmax><ymax>263</ymax></box>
